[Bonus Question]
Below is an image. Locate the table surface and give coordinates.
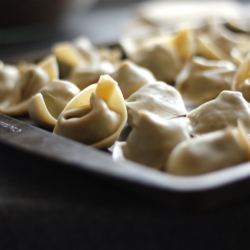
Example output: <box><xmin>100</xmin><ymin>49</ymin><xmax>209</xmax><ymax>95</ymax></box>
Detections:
<box><xmin>1</xmin><ymin>1</ymin><xmax>250</xmax><ymax>249</ymax></box>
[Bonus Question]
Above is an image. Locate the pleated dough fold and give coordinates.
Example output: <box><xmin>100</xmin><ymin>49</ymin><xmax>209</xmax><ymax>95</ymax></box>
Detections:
<box><xmin>54</xmin><ymin>75</ymin><xmax>127</xmax><ymax>149</ymax></box>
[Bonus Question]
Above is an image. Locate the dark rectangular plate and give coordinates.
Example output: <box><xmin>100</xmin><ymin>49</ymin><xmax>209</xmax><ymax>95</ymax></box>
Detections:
<box><xmin>1</xmin><ymin>113</ymin><xmax>250</xmax><ymax>211</ymax></box>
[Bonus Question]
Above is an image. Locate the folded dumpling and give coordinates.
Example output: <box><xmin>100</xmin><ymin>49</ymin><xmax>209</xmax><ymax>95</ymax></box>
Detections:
<box><xmin>54</xmin><ymin>75</ymin><xmax>127</xmax><ymax>149</ymax></box>
<box><xmin>38</xmin><ymin>54</ymin><xmax>59</xmax><ymax>82</ymax></box>
<box><xmin>74</xmin><ymin>36</ymin><xmax>122</xmax><ymax>66</ymax></box>
<box><xmin>225</xmin><ymin>16</ymin><xmax>250</xmax><ymax>34</ymax></box>
<box><xmin>122</xmin><ymin>27</ymin><xmax>194</xmax><ymax>84</ymax></box>
<box><xmin>73</xmin><ymin>36</ymin><xmax>100</xmax><ymax>65</ymax></box>
<box><xmin>196</xmin><ymin>22</ymin><xmax>250</xmax><ymax>63</ymax></box>
<box><xmin>0</xmin><ymin>61</ymin><xmax>20</xmax><ymax>108</ymax></box>
<box><xmin>111</xmin><ymin>60</ymin><xmax>156</xmax><ymax>99</ymax></box>
<box><xmin>196</xmin><ymin>31</ymin><xmax>233</xmax><ymax>61</ymax></box>
<box><xmin>125</xmin><ymin>81</ymin><xmax>187</xmax><ymax>127</ymax></box>
<box><xmin>135</xmin><ymin>43</ymin><xmax>183</xmax><ymax>83</ymax></box>
<box><xmin>122</xmin><ymin>111</ymin><xmax>190</xmax><ymax>170</ymax></box>
<box><xmin>232</xmin><ymin>52</ymin><xmax>250</xmax><ymax>102</ymax></box>
<box><xmin>230</xmin><ymin>43</ymin><xmax>250</xmax><ymax>65</ymax></box>
<box><xmin>52</xmin><ymin>42</ymin><xmax>85</xmax><ymax>78</ymax></box>
<box><xmin>188</xmin><ymin>90</ymin><xmax>250</xmax><ymax>135</ymax></box>
<box><xmin>29</xmin><ymin>80</ymin><xmax>80</xmax><ymax>130</ymax></box>
<box><xmin>0</xmin><ymin>65</ymin><xmax>49</xmax><ymax>116</ymax></box>
<box><xmin>0</xmin><ymin>54</ymin><xmax>58</xmax><ymax>116</ymax></box>
<box><xmin>68</xmin><ymin>61</ymin><xmax>115</xmax><ymax>90</ymax></box>
<box><xmin>53</xmin><ymin>38</ymin><xmax>122</xmax><ymax>79</ymax></box>
<box><xmin>176</xmin><ymin>56</ymin><xmax>236</xmax><ymax>105</ymax></box>
<box><xmin>67</xmin><ymin>39</ymin><xmax>123</xmax><ymax>91</ymax></box>
<box><xmin>166</xmin><ymin>122</ymin><xmax>250</xmax><ymax>176</ymax></box>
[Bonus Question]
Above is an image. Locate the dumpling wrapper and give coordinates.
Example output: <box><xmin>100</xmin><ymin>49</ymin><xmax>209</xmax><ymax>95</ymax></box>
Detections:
<box><xmin>125</xmin><ymin>81</ymin><xmax>187</xmax><ymax>127</ymax></box>
<box><xmin>166</xmin><ymin>122</ymin><xmax>250</xmax><ymax>176</ymax></box>
<box><xmin>0</xmin><ymin>66</ymin><xmax>49</xmax><ymax>116</ymax></box>
<box><xmin>74</xmin><ymin>36</ymin><xmax>122</xmax><ymax>65</ymax></box>
<box><xmin>38</xmin><ymin>54</ymin><xmax>59</xmax><ymax>82</ymax></box>
<box><xmin>230</xmin><ymin>44</ymin><xmax>250</xmax><ymax>65</ymax></box>
<box><xmin>111</xmin><ymin>60</ymin><xmax>156</xmax><ymax>99</ymax></box>
<box><xmin>196</xmin><ymin>32</ymin><xmax>233</xmax><ymax>61</ymax></box>
<box><xmin>122</xmin><ymin>111</ymin><xmax>190</xmax><ymax>170</ymax></box>
<box><xmin>98</xmin><ymin>47</ymin><xmax>122</xmax><ymax>65</ymax></box>
<box><xmin>73</xmin><ymin>36</ymin><xmax>99</xmax><ymax>65</ymax></box>
<box><xmin>134</xmin><ymin>43</ymin><xmax>183</xmax><ymax>83</ymax></box>
<box><xmin>188</xmin><ymin>90</ymin><xmax>250</xmax><ymax>135</ymax></box>
<box><xmin>196</xmin><ymin>23</ymin><xmax>250</xmax><ymax>62</ymax></box>
<box><xmin>232</xmin><ymin>51</ymin><xmax>250</xmax><ymax>102</ymax></box>
<box><xmin>68</xmin><ymin>61</ymin><xmax>115</xmax><ymax>90</ymax></box>
<box><xmin>225</xmin><ymin>17</ymin><xmax>250</xmax><ymax>34</ymax></box>
<box><xmin>123</xmin><ymin>27</ymin><xmax>194</xmax><ymax>83</ymax></box>
<box><xmin>0</xmin><ymin>61</ymin><xmax>20</xmax><ymax>107</ymax></box>
<box><xmin>52</xmin><ymin>42</ymin><xmax>85</xmax><ymax>78</ymax></box>
<box><xmin>176</xmin><ymin>56</ymin><xmax>236</xmax><ymax>105</ymax></box>
<box><xmin>54</xmin><ymin>75</ymin><xmax>127</xmax><ymax>149</ymax></box>
<box><xmin>29</xmin><ymin>80</ymin><xmax>80</xmax><ymax>130</ymax></box>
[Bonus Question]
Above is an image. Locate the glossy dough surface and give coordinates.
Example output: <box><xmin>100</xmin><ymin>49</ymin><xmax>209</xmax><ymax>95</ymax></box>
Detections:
<box><xmin>29</xmin><ymin>80</ymin><xmax>80</xmax><ymax>129</ymax></box>
<box><xmin>176</xmin><ymin>56</ymin><xmax>236</xmax><ymax>105</ymax></box>
<box><xmin>0</xmin><ymin>61</ymin><xmax>20</xmax><ymax>108</ymax></box>
<box><xmin>232</xmin><ymin>52</ymin><xmax>250</xmax><ymax>102</ymax></box>
<box><xmin>126</xmin><ymin>81</ymin><xmax>187</xmax><ymax>127</ymax></box>
<box><xmin>121</xmin><ymin>28</ymin><xmax>194</xmax><ymax>83</ymax></box>
<box><xmin>111</xmin><ymin>60</ymin><xmax>156</xmax><ymax>99</ymax></box>
<box><xmin>188</xmin><ymin>90</ymin><xmax>250</xmax><ymax>135</ymax></box>
<box><xmin>68</xmin><ymin>61</ymin><xmax>115</xmax><ymax>90</ymax></box>
<box><xmin>166</xmin><ymin>123</ymin><xmax>250</xmax><ymax>176</ymax></box>
<box><xmin>0</xmin><ymin>66</ymin><xmax>49</xmax><ymax>116</ymax></box>
<box><xmin>123</xmin><ymin>111</ymin><xmax>190</xmax><ymax>170</ymax></box>
<box><xmin>54</xmin><ymin>75</ymin><xmax>127</xmax><ymax>149</ymax></box>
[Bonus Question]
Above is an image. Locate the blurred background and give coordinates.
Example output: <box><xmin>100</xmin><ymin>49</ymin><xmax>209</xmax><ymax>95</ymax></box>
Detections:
<box><xmin>0</xmin><ymin>0</ymin><xmax>248</xmax><ymax>59</ymax></box>
<box><xmin>0</xmin><ymin>0</ymin><xmax>144</xmax><ymax>59</ymax></box>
